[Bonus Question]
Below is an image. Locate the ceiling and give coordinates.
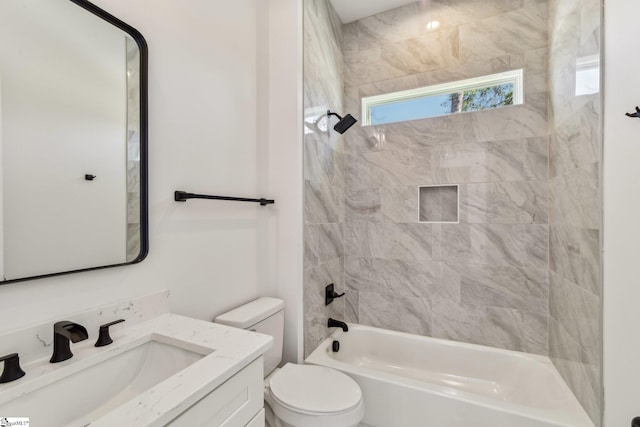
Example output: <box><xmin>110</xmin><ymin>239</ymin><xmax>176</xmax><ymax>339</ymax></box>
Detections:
<box><xmin>329</xmin><ymin>0</ymin><xmax>418</xmax><ymax>23</ymax></box>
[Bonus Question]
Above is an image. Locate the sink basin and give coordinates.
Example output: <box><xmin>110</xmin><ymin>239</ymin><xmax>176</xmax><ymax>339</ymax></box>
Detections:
<box><xmin>0</xmin><ymin>335</ymin><xmax>211</xmax><ymax>427</ymax></box>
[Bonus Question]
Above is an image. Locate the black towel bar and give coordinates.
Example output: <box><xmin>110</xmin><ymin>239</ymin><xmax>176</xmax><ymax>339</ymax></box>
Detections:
<box><xmin>174</xmin><ymin>191</ymin><xmax>275</xmax><ymax>206</ymax></box>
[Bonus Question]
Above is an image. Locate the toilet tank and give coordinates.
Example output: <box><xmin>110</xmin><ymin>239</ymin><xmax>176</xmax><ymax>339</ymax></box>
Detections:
<box><xmin>214</xmin><ymin>297</ymin><xmax>284</xmax><ymax>376</ymax></box>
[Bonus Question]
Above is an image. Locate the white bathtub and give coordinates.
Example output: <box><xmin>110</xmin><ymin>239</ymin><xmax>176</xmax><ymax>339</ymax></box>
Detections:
<box><xmin>305</xmin><ymin>324</ymin><xmax>594</xmax><ymax>427</ymax></box>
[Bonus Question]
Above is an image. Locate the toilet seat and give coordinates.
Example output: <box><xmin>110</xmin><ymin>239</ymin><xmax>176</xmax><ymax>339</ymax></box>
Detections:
<box><xmin>269</xmin><ymin>364</ymin><xmax>362</xmax><ymax>415</ymax></box>
<box><xmin>265</xmin><ymin>364</ymin><xmax>365</xmax><ymax>427</ymax></box>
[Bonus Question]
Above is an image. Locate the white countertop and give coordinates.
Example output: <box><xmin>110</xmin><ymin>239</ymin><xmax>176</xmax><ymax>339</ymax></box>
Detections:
<box><xmin>0</xmin><ymin>313</ymin><xmax>272</xmax><ymax>426</ymax></box>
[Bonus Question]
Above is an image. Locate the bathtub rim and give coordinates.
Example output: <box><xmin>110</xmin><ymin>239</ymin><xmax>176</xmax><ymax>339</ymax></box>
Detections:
<box><xmin>305</xmin><ymin>323</ymin><xmax>594</xmax><ymax>427</ymax></box>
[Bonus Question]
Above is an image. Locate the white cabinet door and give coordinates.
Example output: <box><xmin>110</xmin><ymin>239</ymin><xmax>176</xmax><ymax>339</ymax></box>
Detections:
<box><xmin>168</xmin><ymin>357</ymin><xmax>263</xmax><ymax>427</ymax></box>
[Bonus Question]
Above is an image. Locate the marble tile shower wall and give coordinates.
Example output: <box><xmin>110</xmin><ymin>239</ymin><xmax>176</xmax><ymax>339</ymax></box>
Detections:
<box><xmin>547</xmin><ymin>0</ymin><xmax>602</xmax><ymax>423</ymax></box>
<box><xmin>341</xmin><ymin>0</ymin><xmax>551</xmax><ymax>355</ymax></box>
<box><xmin>303</xmin><ymin>0</ymin><xmax>346</xmax><ymax>357</ymax></box>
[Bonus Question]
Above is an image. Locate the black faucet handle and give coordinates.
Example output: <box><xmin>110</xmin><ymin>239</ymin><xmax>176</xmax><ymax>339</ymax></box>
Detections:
<box><xmin>0</xmin><ymin>353</ymin><xmax>26</xmax><ymax>383</ymax></box>
<box><xmin>95</xmin><ymin>319</ymin><xmax>125</xmax><ymax>347</ymax></box>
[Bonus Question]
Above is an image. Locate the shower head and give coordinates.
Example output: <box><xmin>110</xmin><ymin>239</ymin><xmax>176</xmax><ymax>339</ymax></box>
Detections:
<box><xmin>327</xmin><ymin>110</ymin><xmax>357</xmax><ymax>134</ymax></box>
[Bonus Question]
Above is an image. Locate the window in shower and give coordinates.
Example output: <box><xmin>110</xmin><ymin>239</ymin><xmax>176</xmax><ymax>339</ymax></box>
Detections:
<box><xmin>575</xmin><ymin>55</ymin><xmax>600</xmax><ymax>96</ymax></box>
<box><xmin>361</xmin><ymin>69</ymin><xmax>523</xmax><ymax>126</ymax></box>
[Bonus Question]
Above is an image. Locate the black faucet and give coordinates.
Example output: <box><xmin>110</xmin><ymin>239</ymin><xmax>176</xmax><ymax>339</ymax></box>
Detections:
<box><xmin>50</xmin><ymin>321</ymin><xmax>88</xmax><ymax>363</ymax></box>
<box><xmin>328</xmin><ymin>318</ymin><xmax>348</xmax><ymax>332</ymax></box>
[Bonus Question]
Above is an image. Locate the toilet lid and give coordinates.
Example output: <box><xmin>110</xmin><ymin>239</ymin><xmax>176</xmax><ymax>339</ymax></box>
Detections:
<box><xmin>269</xmin><ymin>364</ymin><xmax>362</xmax><ymax>414</ymax></box>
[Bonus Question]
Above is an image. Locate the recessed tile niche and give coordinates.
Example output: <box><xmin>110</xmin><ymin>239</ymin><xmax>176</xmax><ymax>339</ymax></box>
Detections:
<box><xmin>419</xmin><ymin>185</ymin><xmax>459</xmax><ymax>223</ymax></box>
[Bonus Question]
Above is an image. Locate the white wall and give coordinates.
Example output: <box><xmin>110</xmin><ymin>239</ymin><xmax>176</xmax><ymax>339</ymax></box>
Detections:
<box><xmin>603</xmin><ymin>0</ymin><xmax>640</xmax><ymax>424</ymax></box>
<box><xmin>0</xmin><ymin>0</ymin><xmax>304</xmax><ymax>364</ymax></box>
<box><xmin>263</xmin><ymin>0</ymin><xmax>305</xmax><ymax>363</ymax></box>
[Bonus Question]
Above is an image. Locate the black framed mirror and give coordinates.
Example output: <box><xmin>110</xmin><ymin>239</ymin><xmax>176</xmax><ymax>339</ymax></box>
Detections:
<box><xmin>0</xmin><ymin>0</ymin><xmax>148</xmax><ymax>284</ymax></box>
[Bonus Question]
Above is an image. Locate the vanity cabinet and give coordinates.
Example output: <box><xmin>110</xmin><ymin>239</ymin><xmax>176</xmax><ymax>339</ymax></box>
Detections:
<box><xmin>168</xmin><ymin>357</ymin><xmax>264</xmax><ymax>427</ymax></box>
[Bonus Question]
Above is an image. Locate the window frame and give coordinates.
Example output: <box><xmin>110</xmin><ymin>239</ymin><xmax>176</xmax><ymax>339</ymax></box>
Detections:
<box><xmin>361</xmin><ymin>69</ymin><xmax>524</xmax><ymax>126</ymax></box>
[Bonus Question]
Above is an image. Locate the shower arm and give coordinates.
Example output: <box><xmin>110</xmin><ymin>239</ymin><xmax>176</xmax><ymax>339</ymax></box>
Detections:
<box><xmin>327</xmin><ymin>110</ymin><xmax>344</xmax><ymax>120</ymax></box>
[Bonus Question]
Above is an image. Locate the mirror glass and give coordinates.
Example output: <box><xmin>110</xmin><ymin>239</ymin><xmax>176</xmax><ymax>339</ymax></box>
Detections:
<box><xmin>0</xmin><ymin>0</ymin><xmax>147</xmax><ymax>283</ymax></box>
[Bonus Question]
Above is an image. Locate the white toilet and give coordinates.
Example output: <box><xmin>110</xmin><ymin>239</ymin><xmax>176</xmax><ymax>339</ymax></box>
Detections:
<box><xmin>215</xmin><ymin>297</ymin><xmax>364</xmax><ymax>427</ymax></box>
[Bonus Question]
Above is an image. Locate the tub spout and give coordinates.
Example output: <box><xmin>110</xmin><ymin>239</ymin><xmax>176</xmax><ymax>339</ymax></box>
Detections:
<box><xmin>328</xmin><ymin>318</ymin><xmax>348</xmax><ymax>332</ymax></box>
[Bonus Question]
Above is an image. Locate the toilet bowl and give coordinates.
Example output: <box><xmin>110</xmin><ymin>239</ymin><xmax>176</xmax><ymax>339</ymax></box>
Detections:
<box><xmin>215</xmin><ymin>298</ymin><xmax>365</xmax><ymax>427</ymax></box>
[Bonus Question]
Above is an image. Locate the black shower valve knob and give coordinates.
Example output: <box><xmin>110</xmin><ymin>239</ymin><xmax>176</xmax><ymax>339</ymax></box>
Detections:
<box><xmin>325</xmin><ymin>283</ymin><xmax>345</xmax><ymax>306</ymax></box>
